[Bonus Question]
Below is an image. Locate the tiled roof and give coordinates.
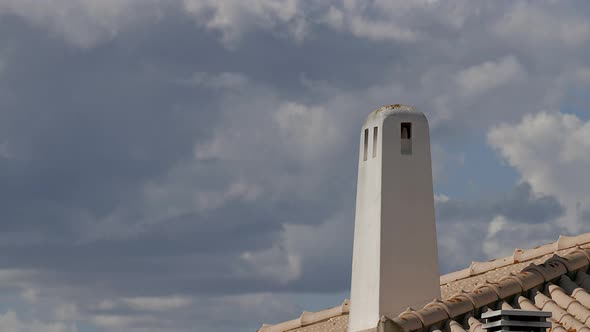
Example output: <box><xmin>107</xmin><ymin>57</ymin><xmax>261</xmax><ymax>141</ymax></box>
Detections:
<box><xmin>258</xmin><ymin>232</ymin><xmax>590</xmax><ymax>332</ymax></box>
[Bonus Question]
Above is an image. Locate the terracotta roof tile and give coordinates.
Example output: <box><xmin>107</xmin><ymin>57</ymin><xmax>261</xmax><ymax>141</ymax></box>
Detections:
<box><xmin>259</xmin><ymin>300</ymin><xmax>349</xmax><ymax>332</ymax></box>
<box><xmin>447</xmin><ymin>319</ymin><xmax>466</xmax><ymax>332</ymax></box>
<box><xmin>258</xmin><ymin>232</ymin><xmax>590</xmax><ymax>332</ymax></box>
<box><xmin>576</xmin><ymin>270</ymin><xmax>590</xmax><ymax>290</ymax></box>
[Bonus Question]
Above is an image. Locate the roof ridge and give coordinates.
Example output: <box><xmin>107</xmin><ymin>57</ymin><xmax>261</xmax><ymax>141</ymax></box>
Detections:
<box><xmin>389</xmin><ymin>246</ymin><xmax>590</xmax><ymax>332</ymax></box>
<box><xmin>258</xmin><ymin>299</ymin><xmax>349</xmax><ymax>332</ymax></box>
<box><xmin>257</xmin><ymin>232</ymin><xmax>590</xmax><ymax>332</ymax></box>
<box><xmin>440</xmin><ymin>232</ymin><xmax>590</xmax><ymax>285</ymax></box>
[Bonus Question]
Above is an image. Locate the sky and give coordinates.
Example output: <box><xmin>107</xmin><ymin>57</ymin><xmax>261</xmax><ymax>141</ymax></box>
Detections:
<box><xmin>1</xmin><ymin>1</ymin><xmax>590</xmax><ymax>331</ymax></box>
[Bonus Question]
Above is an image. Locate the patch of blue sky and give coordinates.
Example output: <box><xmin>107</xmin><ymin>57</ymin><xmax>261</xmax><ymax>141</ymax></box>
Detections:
<box><xmin>0</xmin><ymin>292</ymin><xmax>23</xmax><ymax>316</ymax></box>
<box><xmin>561</xmin><ymin>91</ymin><xmax>590</xmax><ymax>120</ymax></box>
<box><xmin>435</xmin><ymin>135</ymin><xmax>520</xmax><ymax>200</ymax></box>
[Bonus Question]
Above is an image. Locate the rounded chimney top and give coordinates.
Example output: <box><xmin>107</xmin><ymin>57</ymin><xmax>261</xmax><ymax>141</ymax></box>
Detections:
<box><xmin>364</xmin><ymin>104</ymin><xmax>417</xmax><ymax>125</ymax></box>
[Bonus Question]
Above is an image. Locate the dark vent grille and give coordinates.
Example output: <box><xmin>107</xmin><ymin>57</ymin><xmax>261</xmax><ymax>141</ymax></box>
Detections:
<box><xmin>482</xmin><ymin>310</ymin><xmax>551</xmax><ymax>332</ymax></box>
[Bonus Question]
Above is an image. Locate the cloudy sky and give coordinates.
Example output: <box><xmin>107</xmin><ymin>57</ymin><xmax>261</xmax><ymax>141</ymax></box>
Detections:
<box><xmin>1</xmin><ymin>1</ymin><xmax>590</xmax><ymax>331</ymax></box>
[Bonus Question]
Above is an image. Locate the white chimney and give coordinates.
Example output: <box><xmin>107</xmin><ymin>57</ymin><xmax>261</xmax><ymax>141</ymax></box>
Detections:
<box><xmin>348</xmin><ymin>105</ymin><xmax>441</xmax><ymax>332</ymax></box>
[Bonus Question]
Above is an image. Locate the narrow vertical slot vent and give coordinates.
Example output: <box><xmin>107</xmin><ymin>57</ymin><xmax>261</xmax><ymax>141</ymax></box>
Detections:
<box><xmin>372</xmin><ymin>127</ymin><xmax>378</xmax><ymax>158</ymax></box>
<box><xmin>401</xmin><ymin>122</ymin><xmax>412</xmax><ymax>155</ymax></box>
<box><xmin>363</xmin><ymin>128</ymin><xmax>369</xmax><ymax>161</ymax></box>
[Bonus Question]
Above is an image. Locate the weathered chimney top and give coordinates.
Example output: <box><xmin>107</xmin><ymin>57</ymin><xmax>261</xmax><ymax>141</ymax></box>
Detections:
<box><xmin>364</xmin><ymin>104</ymin><xmax>423</xmax><ymax>125</ymax></box>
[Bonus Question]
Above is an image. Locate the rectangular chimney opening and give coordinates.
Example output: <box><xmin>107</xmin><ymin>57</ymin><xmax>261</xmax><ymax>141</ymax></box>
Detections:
<box><xmin>372</xmin><ymin>126</ymin><xmax>378</xmax><ymax>158</ymax></box>
<box><xmin>401</xmin><ymin>122</ymin><xmax>412</xmax><ymax>155</ymax></box>
<box><xmin>363</xmin><ymin>128</ymin><xmax>369</xmax><ymax>161</ymax></box>
<box><xmin>401</xmin><ymin>123</ymin><xmax>412</xmax><ymax>139</ymax></box>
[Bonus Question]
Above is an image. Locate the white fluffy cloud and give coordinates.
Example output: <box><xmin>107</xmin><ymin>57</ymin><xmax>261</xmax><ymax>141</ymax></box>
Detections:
<box><xmin>122</xmin><ymin>296</ymin><xmax>192</xmax><ymax>311</ymax></box>
<box><xmin>90</xmin><ymin>314</ymin><xmax>152</xmax><ymax>330</ymax></box>
<box><xmin>322</xmin><ymin>1</ymin><xmax>474</xmax><ymax>42</ymax></box>
<box><xmin>183</xmin><ymin>0</ymin><xmax>306</xmax><ymax>45</ymax></box>
<box><xmin>184</xmin><ymin>72</ymin><xmax>249</xmax><ymax>89</ymax></box>
<box><xmin>0</xmin><ymin>310</ymin><xmax>76</xmax><ymax>332</ymax></box>
<box><xmin>494</xmin><ymin>2</ymin><xmax>590</xmax><ymax>48</ymax></box>
<box><xmin>481</xmin><ymin>214</ymin><xmax>562</xmax><ymax>260</ymax></box>
<box><xmin>0</xmin><ymin>0</ymin><xmax>587</xmax><ymax>57</ymax></box>
<box><xmin>340</xmin><ymin>13</ymin><xmax>419</xmax><ymax>42</ymax></box>
<box><xmin>0</xmin><ymin>0</ymin><xmax>163</xmax><ymax>47</ymax></box>
<box><xmin>488</xmin><ymin>111</ymin><xmax>590</xmax><ymax>231</ymax></box>
<box><xmin>274</xmin><ymin>102</ymin><xmax>341</xmax><ymax>161</ymax></box>
<box><xmin>456</xmin><ymin>56</ymin><xmax>526</xmax><ymax>98</ymax></box>
<box><xmin>239</xmin><ymin>246</ymin><xmax>302</xmax><ymax>284</ymax></box>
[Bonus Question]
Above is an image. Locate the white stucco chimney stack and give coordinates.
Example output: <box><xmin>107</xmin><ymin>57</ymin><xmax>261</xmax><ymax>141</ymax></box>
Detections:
<box><xmin>348</xmin><ymin>105</ymin><xmax>440</xmax><ymax>332</ymax></box>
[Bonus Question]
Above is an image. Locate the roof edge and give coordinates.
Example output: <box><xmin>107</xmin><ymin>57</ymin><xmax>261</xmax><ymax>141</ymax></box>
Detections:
<box><xmin>439</xmin><ymin>233</ymin><xmax>590</xmax><ymax>285</ymax></box>
<box><xmin>258</xmin><ymin>299</ymin><xmax>350</xmax><ymax>332</ymax></box>
<box><xmin>258</xmin><ymin>231</ymin><xmax>590</xmax><ymax>332</ymax></box>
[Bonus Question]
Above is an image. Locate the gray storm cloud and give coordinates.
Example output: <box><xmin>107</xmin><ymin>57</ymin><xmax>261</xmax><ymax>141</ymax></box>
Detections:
<box><xmin>0</xmin><ymin>1</ymin><xmax>589</xmax><ymax>331</ymax></box>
